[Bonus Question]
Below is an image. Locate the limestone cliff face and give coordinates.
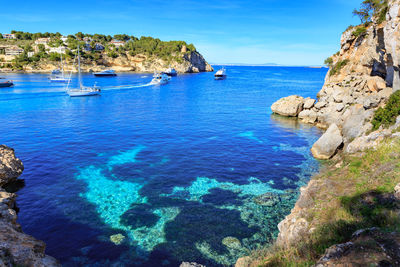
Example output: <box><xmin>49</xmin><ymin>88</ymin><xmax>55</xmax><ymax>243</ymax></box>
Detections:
<box><xmin>18</xmin><ymin>51</ymin><xmax>213</xmax><ymax>74</ymax></box>
<box><xmin>0</xmin><ymin>145</ymin><xmax>60</xmax><ymax>267</ymax></box>
<box><xmin>274</xmin><ymin>0</ymin><xmax>400</xmax><ymax>250</ymax></box>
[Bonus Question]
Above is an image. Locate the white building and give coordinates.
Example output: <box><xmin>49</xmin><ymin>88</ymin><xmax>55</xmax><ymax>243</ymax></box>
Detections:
<box><xmin>49</xmin><ymin>46</ymin><xmax>67</xmax><ymax>54</ymax></box>
<box><xmin>27</xmin><ymin>52</ymin><xmax>35</xmax><ymax>57</ymax></box>
<box><xmin>34</xmin><ymin>38</ymin><xmax>51</xmax><ymax>45</ymax></box>
<box><xmin>3</xmin><ymin>34</ymin><xmax>16</xmax><ymax>40</ymax></box>
<box><xmin>110</xmin><ymin>40</ymin><xmax>126</xmax><ymax>48</ymax></box>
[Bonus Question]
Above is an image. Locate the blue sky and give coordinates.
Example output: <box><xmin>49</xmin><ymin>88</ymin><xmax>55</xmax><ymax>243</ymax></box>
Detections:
<box><xmin>1</xmin><ymin>0</ymin><xmax>362</xmax><ymax>65</ymax></box>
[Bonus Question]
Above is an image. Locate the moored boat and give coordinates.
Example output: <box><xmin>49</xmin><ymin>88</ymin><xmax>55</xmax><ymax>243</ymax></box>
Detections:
<box><xmin>214</xmin><ymin>68</ymin><xmax>227</xmax><ymax>80</ymax></box>
<box><xmin>0</xmin><ymin>80</ymin><xmax>13</xmax><ymax>88</ymax></box>
<box><xmin>162</xmin><ymin>68</ymin><xmax>177</xmax><ymax>77</ymax></box>
<box><xmin>94</xmin><ymin>70</ymin><xmax>117</xmax><ymax>77</ymax></box>
<box><xmin>49</xmin><ymin>55</ymin><xmax>70</xmax><ymax>83</ymax></box>
<box><xmin>66</xmin><ymin>45</ymin><xmax>101</xmax><ymax>97</ymax></box>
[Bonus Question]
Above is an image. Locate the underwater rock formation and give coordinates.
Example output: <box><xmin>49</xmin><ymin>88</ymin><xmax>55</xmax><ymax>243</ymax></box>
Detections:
<box><xmin>0</xmin><ymin>145</ymin><xmax>60</xmax><ymax>267</ymax></box>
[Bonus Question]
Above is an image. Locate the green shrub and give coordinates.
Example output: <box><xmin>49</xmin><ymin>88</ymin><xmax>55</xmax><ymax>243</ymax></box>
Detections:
<box><xmin>353</xmin><ymin>26</ymin><xmax>367</xmax><ymax>38</ymax></box>
<box><xmin>324</xmin><ymin>57</ymin><xmax>333</xmax><ymax>67</ymax></box>
<box><xmin>371</xmin><ymin>90</ymin><xmax>400</xmax><ymax>130</ymax></box>
<box><xmin>329</xmin><ymin>59</ymin><xmax>349</xmax><ymax>76</ymax></box>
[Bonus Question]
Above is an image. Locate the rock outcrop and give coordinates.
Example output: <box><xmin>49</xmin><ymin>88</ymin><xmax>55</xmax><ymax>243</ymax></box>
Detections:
<box><xmin>0</xmin><ymin>145</ymin><xmax>60</xmax><ymax>267</ymax></box>
<box><xmin>271</xmin><ymin>95</ymin><xmax>304</xmax><ymax>117</ymax></box>
<box><xmin>270</xmin><ymin>0</ymin><xmax>400</xmax><ymax>159</ymax></box>
<box><xmin>311</xmin><ymin>124</ymin><xmax>343</xmax><ymax>160</ymax></box>
<box><xmin>315</xmin><ymin>228</ymin><xmax>400</xmax><ymax>267</ymax></box>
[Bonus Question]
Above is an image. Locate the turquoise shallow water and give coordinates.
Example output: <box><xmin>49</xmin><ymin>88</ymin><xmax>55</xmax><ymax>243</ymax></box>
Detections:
<box><xmin>0</xmin><ymin>66</ymin><xmax>326</xmax><ymax>266</ymax></box>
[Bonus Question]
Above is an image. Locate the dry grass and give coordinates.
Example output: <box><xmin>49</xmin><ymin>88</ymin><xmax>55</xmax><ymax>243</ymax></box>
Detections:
<box><xmin>244</xmin><ymin>138</ymin><xmax>400</xmax><ymax>267</ymax></box>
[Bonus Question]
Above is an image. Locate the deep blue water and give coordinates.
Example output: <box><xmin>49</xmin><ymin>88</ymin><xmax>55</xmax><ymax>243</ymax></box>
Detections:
<box><xmin>0</xmin><ymin>66</ymin><xmax>326</xmax><ymax>266</ymax></box>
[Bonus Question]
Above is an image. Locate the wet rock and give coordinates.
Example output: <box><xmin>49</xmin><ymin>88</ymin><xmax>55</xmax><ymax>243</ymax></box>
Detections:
<box><xmin>271</xmin><ymin>95</ymin><xmax>304</xmax><ymax>117</ymax></box>
<box><xmin>311</xmin><ymin>124</ymin><xmax>343</xmax><ymax>160</ymax></box>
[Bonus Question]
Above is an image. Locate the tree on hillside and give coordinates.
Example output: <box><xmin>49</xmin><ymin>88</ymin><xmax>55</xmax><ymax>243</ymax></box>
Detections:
<box><xmin>353</xmin><ymin>0</ymin><xmax>388</xmax><ymax>23</ymax></box>
<box><xmin>75</xmin><ymin>32</ymin><xmax>84</xmax><ymax>40</ymax></box>
<box><xmin>0</xmin><ymin>34</ymin><xmax>3</xmax><ymax>39</ymax></box>
<box><xmin>113</xmin><ymin>34</ymin><xmax>130</xmax><ymax>41</ymax></box>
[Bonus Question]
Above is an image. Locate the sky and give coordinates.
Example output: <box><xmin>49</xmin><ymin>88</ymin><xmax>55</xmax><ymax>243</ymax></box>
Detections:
<box><xmin>0</xmin><ymin>0</ymin><xmax>362</xmax><ymax>65</ymax></box>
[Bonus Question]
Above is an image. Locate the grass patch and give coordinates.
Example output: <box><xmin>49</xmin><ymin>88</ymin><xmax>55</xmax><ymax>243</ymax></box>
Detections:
<box><xmin>329</xmin><ymin>59</ymin><xmax>349</xmax><ymax>76</ymax></box>
<box><xmin>245</xmin><ymin>139</ymin><xmax>400</xmax><ymax>267</ymax></box>
<box><xmin>352</xmin><ymin>26</ymin><xmax>367</xmax><ymax>38</ymax></box>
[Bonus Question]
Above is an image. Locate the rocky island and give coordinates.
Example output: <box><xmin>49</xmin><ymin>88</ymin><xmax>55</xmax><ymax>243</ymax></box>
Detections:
<box><xmin>0</xmin><ymin>32</ymin><xmax>213</xmax><ymax>73</ymax></box>
<box><xmin>237</xmin><ymin>0</ymin><xmax>400</xmax><ymax>266</ymax></box>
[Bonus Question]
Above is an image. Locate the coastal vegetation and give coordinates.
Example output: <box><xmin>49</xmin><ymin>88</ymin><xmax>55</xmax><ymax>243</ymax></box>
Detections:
<box><xmin>329</xmin><ymin>59</ymin><xmax>349</xmax><ymax>76</ymax></box>
<box><xmin>353</xmin><ymin>0</ymin><xmax>388</xmax><ymax>24</ymax></box>
<box><xmin>246</xmin><ymin>138</ymin><xmax>400</xmax><ymax>266</ymax></box>
<box><xmin>371</xmin><ymin>90</ymin><xmax>400</xmax><ymax>130</ymax></box>
<box><xmin>0</xmin><ymin>31</ymin><xmax>198</xmax><ymax>70</ymax></box>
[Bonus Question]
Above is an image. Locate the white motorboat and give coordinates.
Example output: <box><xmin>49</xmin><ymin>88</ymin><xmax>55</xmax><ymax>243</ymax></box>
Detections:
<box><xmin>93</xmin><ymin>69</ymin><xmax>117</xmax><ymax>77</ymax></box>
<box><xmin>66</xmin><ymin>45</ymin><xmax>101</xmax><ymax>97</ymax></box>
<box><xmin>150</xmin><ymin>73</ymin><xmax>171</xmax><ymax>85</ymax></box>
<box><xmin>214</xmin><ymin>68</ymin><xmax>227</xmax><ymax>80</ymax></box>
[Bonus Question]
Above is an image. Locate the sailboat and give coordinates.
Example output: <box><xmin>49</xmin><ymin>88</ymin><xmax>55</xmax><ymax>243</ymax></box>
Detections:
<box><xmin>49</xmin><ymin>54</ymin><xmax>70</xmax><ymax>83</ymax></box>
<box><xmin>66</xmin><ymin>45</ymin><xmax>101</xmax><ymax>97</ymax></box>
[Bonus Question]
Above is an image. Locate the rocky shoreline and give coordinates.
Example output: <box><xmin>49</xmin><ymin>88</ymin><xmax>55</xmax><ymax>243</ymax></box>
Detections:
<box><xmin>0</xmin><ymin>145</ymin><xmax>60</xmax><ymax>266</ymax></box>
<box><xmin>236</xmin><ymin>1</ymin><xmax>400</xmax><ymax>266</ymax></box>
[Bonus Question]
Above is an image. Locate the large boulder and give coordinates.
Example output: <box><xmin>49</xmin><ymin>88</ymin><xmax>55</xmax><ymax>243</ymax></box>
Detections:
<box><xmin>298</xmin><ymin>110</ymin><xmax>318</xmax><ymax>124</ymax></box>
<box><xmin>271</xmin><ymin>95</ymin><xmax>304</xmax><ymax>117</ymax></box>
<box><xmin>0</xmin><ymin>145</ymin><xmax>24</xmax><ymax>186</ymax></box>
<box><xmin>311</xmin><ymin>124</ymin><xmax>343</xmax><ymax>160</ymax></box>
<box><xmin>341</xmin><ymin>104</ymin><xmax>374</xmax><ymax>143</ymax></box>
<box><xmin>303</xmin><ymin>98</ymin><xmax>316</xmax><ymax>109</ymax></box>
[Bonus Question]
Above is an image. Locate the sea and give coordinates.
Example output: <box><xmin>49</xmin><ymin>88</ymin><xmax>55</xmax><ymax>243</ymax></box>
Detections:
<box><xmin>0</xmin><ymin>66</ymin><xmax>326</xmax><ymax>266</ymax></box>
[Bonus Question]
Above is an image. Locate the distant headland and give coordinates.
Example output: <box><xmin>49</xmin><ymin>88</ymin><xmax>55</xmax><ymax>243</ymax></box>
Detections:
<box><xmin>0</xmin><ymin>31</ymin><xmax>213</xmax><ymax>73</ymax></box>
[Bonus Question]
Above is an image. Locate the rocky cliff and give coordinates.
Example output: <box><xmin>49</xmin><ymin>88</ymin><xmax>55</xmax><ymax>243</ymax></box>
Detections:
<box><xmin>271</xmin><ymin>0</ymin><xmax>400</xmax><ymax>160</ymax></box>
<box><xmin>236</xmin><ymin>1</ymin><xmax>400</xmax><ymax>266</ymax></box>
<box><xmin>0</xmin><ymin>145</ymin><xmax>60</xmax><ymax>267</ymax></box>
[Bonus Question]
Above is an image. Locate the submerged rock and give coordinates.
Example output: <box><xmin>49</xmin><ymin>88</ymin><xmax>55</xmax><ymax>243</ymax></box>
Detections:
<box><xmin>253</xmin><ymin>192</ymin><xmax>280</xmax><ymax>207</ymax></box>
<box><xmin>271</xmin><ymin>95</ymin><xmax>304</xmax><ymax>117</ymax></box>
<box><xmin>311</xmin><ymin>124</ymin><xmax>343</xmax><ymax>160</ymax></box>
<box><xmin>180</xmin><ymin>262</ymin><xmax>206</xmax><ymax>267</ymax></box>
<box><xmin>222</xmin><ymin>236</ymin><xmax>242</xmax><ymax>250</ymax></box>
<box><xmin>110</xmin><ymin>234</ymin><xmax>126</xmax><ymax>245</ymax></box>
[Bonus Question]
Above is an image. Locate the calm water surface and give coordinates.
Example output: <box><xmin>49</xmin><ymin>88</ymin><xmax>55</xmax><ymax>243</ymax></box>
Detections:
<box><xmin>0</xmin><ymin>66</ymin><xmax>326</xmax><ymax>266</ymax></box>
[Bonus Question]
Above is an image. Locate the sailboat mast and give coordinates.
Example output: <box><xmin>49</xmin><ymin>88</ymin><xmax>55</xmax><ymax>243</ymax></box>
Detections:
<box><xmin>78</xmin><ymin>44</ymin><xmax>82</xmax><ymax>87</ymax></box>
<box><xmin>61</xmin><ymin>54</ymin><xmax>64</xmax><ymax>76</ymax></box>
